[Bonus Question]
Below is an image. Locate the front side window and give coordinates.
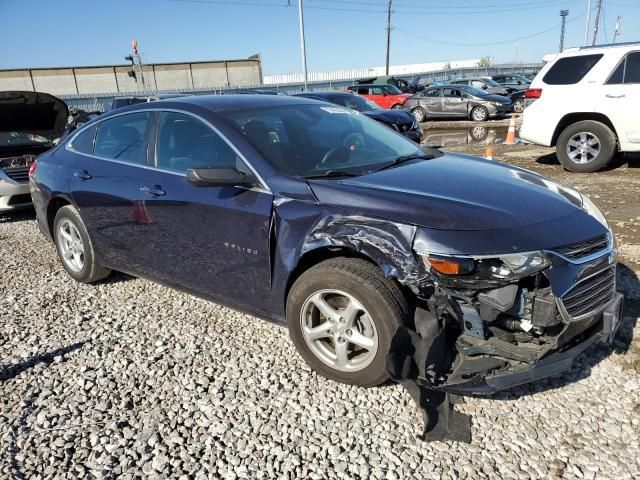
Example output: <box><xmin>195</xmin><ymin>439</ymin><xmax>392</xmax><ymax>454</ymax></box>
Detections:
<box><xmin>222</xmin><ymin>104</ymin><xmax>426</xmax><ymax>178</ymax></box>
<box><xmin>471</xmin><ymin>80</ymin><xmax>486</xmax><ymax>89</ymax></box>
<box><xmin>155</xmin><ymin>112</ymin><xmax>239</xmax><ymax>173</ymax></box>
<box><xmin>543</xmin><ymin>54</ymin><xmax>603</xmax><ymax>85</ymax></box>
<box><xmin>94</xmin><ymin>112</ymin><xmax>150</xmax><ymax>164</ymax></box>
<box><xmin>626</xmin><ymin>52</ymin><xmax>640</xmax><ymax>83</ymax></box>
<box><xmin>443</xmin><ymin>88</ymin><xmax>462</xmax><ymax>98</ymax></box>
<box><xmin>370</xmin><ymin>87</ymin><xmax>384</xmax><ymax>95</ymax></box>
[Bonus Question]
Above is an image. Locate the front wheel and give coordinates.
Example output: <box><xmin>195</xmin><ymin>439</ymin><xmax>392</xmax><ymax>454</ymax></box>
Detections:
<box><xmin>411</xmin><ymin>107</ymin><xmax>426</xmax><ymax>122</ymax></box>
<box><xmin>512</xmin><ymin>99</ymin><xmax>525</xmax><ymax>113</ymax></box>
<box><xmin>470</xmin><ymin>105</ymin><xmax>489</xmax><ymax>122</ymax></box>
<box><xmin>556</xmin><ymin>120</ymin><xmax>616</xmax><ymax>173</ymax></box>
<box><xmin>53</xmin><ymin>205</ymin><xmax>111</xmax><ymax>283</ymax></box>
<box><xmin>286</xmin><ymin>258</ymin><xmax>409</xmax><ymax>387</ymax></box>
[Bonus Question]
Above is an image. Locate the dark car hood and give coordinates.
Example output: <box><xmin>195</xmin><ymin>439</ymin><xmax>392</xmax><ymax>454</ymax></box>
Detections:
<box><xmin>362</xmin><ymin>109</ymin><xmax>414</xmax><ymax>124</ymax></box>
<box><xmin>307</xmin><ymin>153</ymin><xmax>588</xmax><ymax>232</ymax></box>
<box><xmin>0</xmin><ymin>91</ymin><xmax>69</xmax><ymax>141</ymax></box>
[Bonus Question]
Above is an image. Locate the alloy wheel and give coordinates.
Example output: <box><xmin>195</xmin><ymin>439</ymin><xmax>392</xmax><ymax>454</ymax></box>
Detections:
<box><xmin>300</xmin><ymin>289</ymin><xmax>378</xmax><ymax>372</ymax></box>
<box><xmin>57</xmin><ymin>219</ymin><xmax>85</xmax><ymax>272</ymax></box>
<box><xmin>567</xmin><ymin>132</ymin><xmax>601</xmax><ymax>164</ymax></box>
<box><xmin>412</xmin><ymin>108</ymin><xmax>425</xmax><ymax>122</ymax></box>
<box><xmin>472</xmin><ymin>107</ymin><xmax>487</xmax><ymax>121</ymax></box>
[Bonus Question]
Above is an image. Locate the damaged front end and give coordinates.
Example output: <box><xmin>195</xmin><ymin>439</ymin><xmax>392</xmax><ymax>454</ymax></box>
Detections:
<box><xmin>388</xmin><ymin>229</ymin><xmax>623</xmax><ymax>441</ymax></box>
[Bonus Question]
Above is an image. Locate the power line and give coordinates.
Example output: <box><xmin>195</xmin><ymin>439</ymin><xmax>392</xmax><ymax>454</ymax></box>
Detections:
<box><xmin>393</xmin><ymin>13</ymin><xmax>584</xmax><ymax>47</ymax></box>
<box><xmin>316</xmin><ymin>0</ymin><xmax>581</xmax><ymax>11</ymax></box>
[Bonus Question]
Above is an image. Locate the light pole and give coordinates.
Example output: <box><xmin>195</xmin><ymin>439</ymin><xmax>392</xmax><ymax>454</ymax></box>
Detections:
<box><xmin>298</xmin><ymin>0</ymin><xmax>308</xmax><ymax>90</ymax></box>
<box><xmin>559</xmin><ymin>10</ymin><xmax>569</xmax><ymax>52</ymax></box>
<box><xmin>584</xmin><ymin>0</ymin><xmax>592</xmax><ymax>46</ymax></box>
<box><xmin>385</xmin><ymin>0</ymin><xmax>393</xmax><ymax>75</ymax></box>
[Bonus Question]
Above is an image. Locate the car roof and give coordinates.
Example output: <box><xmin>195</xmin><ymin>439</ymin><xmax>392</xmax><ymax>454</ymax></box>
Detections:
<box><xmin>295</xmin><ymin>91</ymin><xmax>356</xmax><ymax>98</ymax></box>
<box><xmin>348</xmin><ymin>84</ymin><xmax>394</xmax><ymax>88</ymax></box>
<box><xmin>112</xmin><ymin>94</ymin><xmax>321</xmax><ymax>113</ymax></box>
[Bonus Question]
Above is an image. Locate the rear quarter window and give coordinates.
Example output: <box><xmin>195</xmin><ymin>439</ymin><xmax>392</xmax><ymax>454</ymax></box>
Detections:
<box><xmin>542</xmin><ymin>54</ymin><xmax>603</xmax><ymax>85</ymax></box>
<box><xmin>70</xmin><ymin>124</ymin><xmax>97</xmax><ymax>154</ymax></box>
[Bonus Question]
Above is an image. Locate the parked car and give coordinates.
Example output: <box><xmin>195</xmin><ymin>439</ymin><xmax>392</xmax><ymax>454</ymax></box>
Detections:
<box><xmin>111</xmin><ymin>93</ymin><xmax>190</xmax><ymax>110</ymax></box>
<box><xmin>346</xmin><ymin>84</ymin><xmax>411</xmax><ymax>110</ymax></box>
<box><xmin>357</xmin><ymin>76</ymin><xmax>420</xmax><ymax>94</ymax></box>
<box><xmin>0</xmin><ymin>91</ymin><xmax>68</xmax><ymax>212</ymax></box>
<box><xmin>520</xmin><ymin>42</ymin><xmax>640</xmax><ymax>172</ymax></box>
<box><xmin>60</xmin><ymin>109</ymin><xmax>102</xmax><ymax>141</ymax></box>
<box><xmin>488</xmin><ymin>74</ymin><xmax>531</xmax><ymax>91</ymax></box>
<box><xmin>295</xmin><ymin>91</ymin><xmax>422</xmax><ymax>142</ymax></box>
<box><xmin>404</xmin><ymin>85</ymin><xmax>511</xmax><ymax>122</ymax></box>
<box><xmin>30</xmin><ymin>95</ymin><xmax>622</xmax><ymax>402</ymax></box>
<box><xmin>450</xmin><ymin>77</ymin><xmax>514</xmax><ymax>96</ymax></box>
<box><xmin>509</xmin><ymin>90</ymin><xmax>526</xmax><ymax>114</ymax></box>
<box><xmin>232</xmin><ymin>88</ymin><xmax>286</xmax><ymax>95</ymax></box>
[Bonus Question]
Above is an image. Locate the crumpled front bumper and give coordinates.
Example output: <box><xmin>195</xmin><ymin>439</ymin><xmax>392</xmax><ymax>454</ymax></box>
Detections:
<box><xmin>440</xmin><ymin>292</ymin><xmax>624</xmax><ymax>395</ymax></box>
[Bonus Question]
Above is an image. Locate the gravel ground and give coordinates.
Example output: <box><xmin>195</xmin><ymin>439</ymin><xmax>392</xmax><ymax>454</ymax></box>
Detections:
<box><xmin>1</xmin><ymin>140</ymin><xmax>640</xmax><ymax>479</ymax></box>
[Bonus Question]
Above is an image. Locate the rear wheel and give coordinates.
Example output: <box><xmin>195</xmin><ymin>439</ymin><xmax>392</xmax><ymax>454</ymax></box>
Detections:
<box><xmin>53</xmin><ymin>205</ymin><xmax>111</xmax><ymax>283</ymax></box>
<box><xmin>411</xmin><ymin>107</ymin><xmax>426</xmax><ymax>122</ymax></box>
<box><xmin>286</xmin><ymin>258</ymin><xmax>409</xmax><ymax>387</ymax></box>
<box><xmin>556</xmin><ymin>120</ymin><xmax>616</xmax><ymax>173</ymax></box>
<box><xmin>470</xmin><ymin>105</ymin><xmax>488</xmax><ymax>122</ymax></box>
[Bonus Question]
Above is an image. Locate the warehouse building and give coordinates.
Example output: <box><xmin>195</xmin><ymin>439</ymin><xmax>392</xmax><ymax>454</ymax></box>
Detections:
<box><xmin>0</xmin><ymin>55</ymin><xmax>263</xmax><ymax>96</ymax></box>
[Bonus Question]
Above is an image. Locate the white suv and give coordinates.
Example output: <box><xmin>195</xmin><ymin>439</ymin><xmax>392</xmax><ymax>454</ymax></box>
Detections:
<box><xmin>520</xmin><ymin>42</ymin><xmax>640</xmax><ymax>172</ymax></box>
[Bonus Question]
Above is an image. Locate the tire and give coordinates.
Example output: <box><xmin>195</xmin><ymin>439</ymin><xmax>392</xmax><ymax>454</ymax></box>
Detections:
<box><xmin>53</xmin><ymin>205</ymin><xmax>111</xmax><ymax>283</ymax></box>
<box><xmin>411</xmin><ymin>107</ymin><xmax>426</xmax><ymax>122</ymax></box>
<box><xmin>391</xmin><ymin>104</ymin><xmax>404</xmax><ymax>110</ymax></box>
<box><xmin>286</xmin><ymin>258</ymin><xmax>409</xmax><ymax>387</ymax></box>
<box><xmin>556</xmin><ymin>120</ymin><xmax>617</xmax><ymax>173</ymax></box>
<box><xmin>513</xmin><ymin>99</ymin><xmax>525</xmax><ymax>114</ymax></box>
<box><xmin>470</xmin><ymin>105</ymin><xmax>489</xmax><ymax>122</ymax></box>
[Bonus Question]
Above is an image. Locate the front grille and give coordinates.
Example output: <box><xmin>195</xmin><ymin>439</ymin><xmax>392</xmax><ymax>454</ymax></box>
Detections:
<box><xmin>2</xmin><ymin>166</ymin><xmax>30</xmax><ymax>183</ymax></box>
<box><xmin>554</xmin><ymin>234</ymin><xmax>609</xmax><ymax>260</ymax></box>
<box><xmin>561</xmin><ymin>266</ymin><xmax>615</xmax><ymax>319</ymax></box>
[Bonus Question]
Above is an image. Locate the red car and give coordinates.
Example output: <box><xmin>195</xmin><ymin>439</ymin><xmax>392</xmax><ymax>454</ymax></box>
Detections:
<box><xmin>346</xmin><ymin>84</ymin><xmax>411</xmax><ymax>110</ymax></box>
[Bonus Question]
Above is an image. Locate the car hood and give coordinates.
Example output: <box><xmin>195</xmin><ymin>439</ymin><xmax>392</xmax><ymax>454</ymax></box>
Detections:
<box><xmin>307</xmin><ymin>153</ymin><xmax>588</xmax><ymax>232</ymax></box>
<box><xmin>0</xmin><ymin>91</ymin><xmax>69</xmax><ymax>141</ymax></box>
<box><xmin>362</xmin><ymin>109</ymin><xmax>414</xmax><ymax>124</ymax></box>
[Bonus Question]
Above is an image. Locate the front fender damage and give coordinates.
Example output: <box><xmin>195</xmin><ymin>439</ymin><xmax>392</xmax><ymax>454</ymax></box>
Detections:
<box><xmin>291</xmin><ymin>211</ymin><xmax>472</xmax><ymax>442</ymax></box>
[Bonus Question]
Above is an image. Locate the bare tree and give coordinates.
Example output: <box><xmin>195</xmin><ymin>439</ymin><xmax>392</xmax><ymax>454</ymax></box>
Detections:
<box><xmin>477</xmin><ymin>56</ymin><xmax>493</xmax><ymax>68</ymax></box>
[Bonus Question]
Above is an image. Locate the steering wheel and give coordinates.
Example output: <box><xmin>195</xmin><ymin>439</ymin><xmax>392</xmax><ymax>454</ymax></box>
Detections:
<box><xmin>318</xmin><ymin>148</ymin><xmax>343</xmax><ymax>167</ymax></box>
<box><xmin>342</xmin><ymin>132</ymin><xmax>365</xmax><ymax>150</ymax></box>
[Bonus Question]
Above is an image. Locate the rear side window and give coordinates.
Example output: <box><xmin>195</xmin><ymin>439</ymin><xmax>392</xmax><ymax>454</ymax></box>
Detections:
<box><xmin>423</xmin><ymin>88</ymin><xmax>440</xmax><ymax>97</ymax></box>
<box><xmin>70</xmin><ymin>124</ymin><xmax>97</xmax><ymax>154</ymax></box>
<box><xmin>543</xmin><ymin>54</ymin><xmax>603</xmax><ymax>85</ymax></box>
<box><xmin>609</xmin><ymin>52</ymin><xmax>640</xmax><ymax>84</ymax></box>
<box><xmin>94</xmin><ymin>112</ymin><xmax>150</xmax><ymax>164</ymax></box>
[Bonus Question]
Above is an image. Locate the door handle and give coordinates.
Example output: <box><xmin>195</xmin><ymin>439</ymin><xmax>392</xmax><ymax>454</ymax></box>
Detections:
<box><xmin>606</xmin><ymin>93</ymin><xmax>625</xmax><ymax>98</ymax></box>
<box><xmin>74</xmin><ymin>170</ymin><xmax>92</xmax><ymax>180</ymax></box>
<box><xmin>140</xmin><ymin>185</ymin><xmax>166</xmax><ymax>197</ymax></box>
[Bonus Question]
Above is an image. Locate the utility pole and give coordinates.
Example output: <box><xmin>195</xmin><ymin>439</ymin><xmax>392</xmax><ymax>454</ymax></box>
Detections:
<box><xmin>385</xmin><ymin>0</ymin><xmax>392</xmax><ymax>75</ymax></box>
<box><xmin>297</xmin><ymin>0</ymin><xmax>308</xmax><ymax>90</ymax></box>
<box><xmin>559</xmin><ymin>10</ymin><xmax>569</xmax><ymax>52</ymax></box>
<box><xmin>592</xmin><ymin>0</ymin><xmax>602</xmax><ymax>46</ymax></box>
<box><xmin>612</xmin><ymin>15</ymin><xmax>621</xmax><ymax>43</ymax></box>
<box><xmin>514</xmin><ymin>44</ymin><xmax>518</xmax><ymax>65</ymax></box>
<box><xmin>584</xmin><ymin>0</ymin><xmax>592</xmax><ymax>46</ymax></box>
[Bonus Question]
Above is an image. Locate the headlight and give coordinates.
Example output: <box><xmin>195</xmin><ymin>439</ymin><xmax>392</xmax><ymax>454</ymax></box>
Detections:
<box><xmin>418</xmin><ymin>251</ymin><xmax>549</xmax><ymax>282</ymax></box>
<box><xmin>580</xmin><ymin>193</ymin><xmax>608</xmax><ymax>228</ymax></box>
<box><xmin>0</xmin><ymin>155</ymin><xmax>36</xmax><ymax>169</ymax></box>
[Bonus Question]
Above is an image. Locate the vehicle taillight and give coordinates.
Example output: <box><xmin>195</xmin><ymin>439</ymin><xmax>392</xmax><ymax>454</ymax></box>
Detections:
<box><xmin>28</xmin><ymin>160</ymin><xmax>37</xmax><ymax>178</ymax></box>
<box><xmin>524</xmin><ymin>88</ymin><xmax>542</xmax><ymax>99</ymax></box>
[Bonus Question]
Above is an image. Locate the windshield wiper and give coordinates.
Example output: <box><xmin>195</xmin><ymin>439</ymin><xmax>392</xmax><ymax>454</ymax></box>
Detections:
<box><xmin>304</xmin><ymin>169</ymin><xmax>361</xmax><ymax>179</ymax></box>
<box><xmin>372</xmin><ymin>153</ymin><xmax>434</xmax><ymax>172</ymax></box>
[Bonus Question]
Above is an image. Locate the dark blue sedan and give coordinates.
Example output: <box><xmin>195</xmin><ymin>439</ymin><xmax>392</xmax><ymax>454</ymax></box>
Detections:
<box><xmin>29</xmin><ymin>95</ymin><xmax>622</xmax><ymax>398</ymax></box>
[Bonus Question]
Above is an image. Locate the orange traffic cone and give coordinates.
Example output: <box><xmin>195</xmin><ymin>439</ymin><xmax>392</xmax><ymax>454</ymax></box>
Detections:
<box><xmin>484</xmin><ymin>146</ymin><xmax>494</xmax><ymax>160</ymax></box>
<box><xmin>504</xmin><ymin>113</ymin><xmax>517</xmax><ymax>145</ymax></box>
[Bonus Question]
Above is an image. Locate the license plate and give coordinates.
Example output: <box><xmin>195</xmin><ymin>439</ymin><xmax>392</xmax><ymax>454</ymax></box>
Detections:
<box><xmin>603</xmin><ymin>292</ymin><xmax>624</xmax><ymax>344</ymax></box>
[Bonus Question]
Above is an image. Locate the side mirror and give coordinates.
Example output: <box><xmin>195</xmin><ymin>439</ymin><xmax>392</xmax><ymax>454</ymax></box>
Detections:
<box><xmin>187</xmin><ymin>166</ymin><xmax>257</xmax><ymax>188</ymax></box>
<box><xmin>481</xmin><ymin>85</ymin><xmax>488</xmax><ymax>89</ymax></box>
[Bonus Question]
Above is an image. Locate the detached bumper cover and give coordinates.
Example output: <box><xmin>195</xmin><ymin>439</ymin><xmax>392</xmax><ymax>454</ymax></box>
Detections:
<box><xmin>444</xmin><ymin>292</ymin><xmax>624</xmax><ymax>395</ymax></box>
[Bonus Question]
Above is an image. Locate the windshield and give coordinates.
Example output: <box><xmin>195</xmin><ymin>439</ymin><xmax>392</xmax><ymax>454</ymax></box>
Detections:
<box><xmin>0</xmin><ymin>132</ymin><xmax>52</xmax><ymax>147</ymax></box>
<box><xmin>221</xmin><ymin>104</ymin><xmax>424</xmax><ymax>178</ymax></box>
<box><xmin>384</xmin><ymin>85</ymin><xmax>403</xmax><ymax>94</ymax></box>
<box><xmin>457</xmin><ymin>85</ymin><xmax>489</xmax><ymax>97</ymax></box>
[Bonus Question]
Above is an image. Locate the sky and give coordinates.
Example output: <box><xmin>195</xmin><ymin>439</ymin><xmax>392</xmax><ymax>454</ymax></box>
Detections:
<box><xmin>1</xmin><ymin>0</ymin><xmax>638</xmax><ymax>75</ymax></box>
